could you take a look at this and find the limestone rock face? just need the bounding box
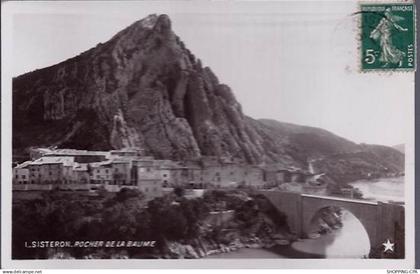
[12,14,404,179]
[12,14,268,162]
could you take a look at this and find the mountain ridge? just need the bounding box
[12,14,404,183]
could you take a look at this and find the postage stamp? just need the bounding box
[360,3,416,71]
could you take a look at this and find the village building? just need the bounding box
[262,164,329,195]
[40,148,109,163]
[109,147,147,159]
[135,159,162,199]
[29,157,70,185]
[155,160,178,188]
[61,157,76,184]
[14,147,329,197]
[72,163,90,184]
[13,161,31,185]
[185,164,204,189]
[277,172,329,195]
[156,160,194,188]
[201,162,265,189]
[110,159,133,186]
[90,161,113,185]
[242,165,265,188]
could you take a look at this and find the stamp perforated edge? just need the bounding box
[356,0,417,73]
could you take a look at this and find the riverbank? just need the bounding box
[205,244,323,259]
[165,234,288,259]
[203,244,324,259]
[171,241,323,259]
[165,232,327,259]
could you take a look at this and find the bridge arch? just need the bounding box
[301,195,379,248]
[304,205,372,251]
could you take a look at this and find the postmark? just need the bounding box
[360,3,416,71]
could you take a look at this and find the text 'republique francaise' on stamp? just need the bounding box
[360,2,416,71]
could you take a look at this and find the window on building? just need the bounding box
[146,168,151,172]
[163,174,167,177]
[22,175,26,179]
[15,175,18,179]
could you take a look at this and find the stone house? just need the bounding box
[38,163,62,184]
[155,160,176,188]
[242,165,265,188]
[90,161,113,185]
[111,160,132,186]
[28,157,72,185]
[156,161,191,187]
[201,163,264,189]
[72,163,90,184]
[186,164,204,188]
[263,167,314,187]
[135,159,162,199]
[13,161,31,185]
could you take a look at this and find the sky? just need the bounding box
[7,1,414,147]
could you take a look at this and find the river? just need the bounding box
[350,177,404,203]
[207,177,404,259]
[207,210,370,259]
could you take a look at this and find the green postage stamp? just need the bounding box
[360,3,415,71]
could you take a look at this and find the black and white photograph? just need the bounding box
[1,0,415,269]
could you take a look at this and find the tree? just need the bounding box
[114,187,144,202]
[173,186,185,197]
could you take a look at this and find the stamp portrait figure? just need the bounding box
[369,8,408,67]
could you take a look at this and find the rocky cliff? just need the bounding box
[12,14,404,181]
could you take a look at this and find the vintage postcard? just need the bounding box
[1,0,416,269]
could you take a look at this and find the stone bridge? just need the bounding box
[259,191,405,257]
